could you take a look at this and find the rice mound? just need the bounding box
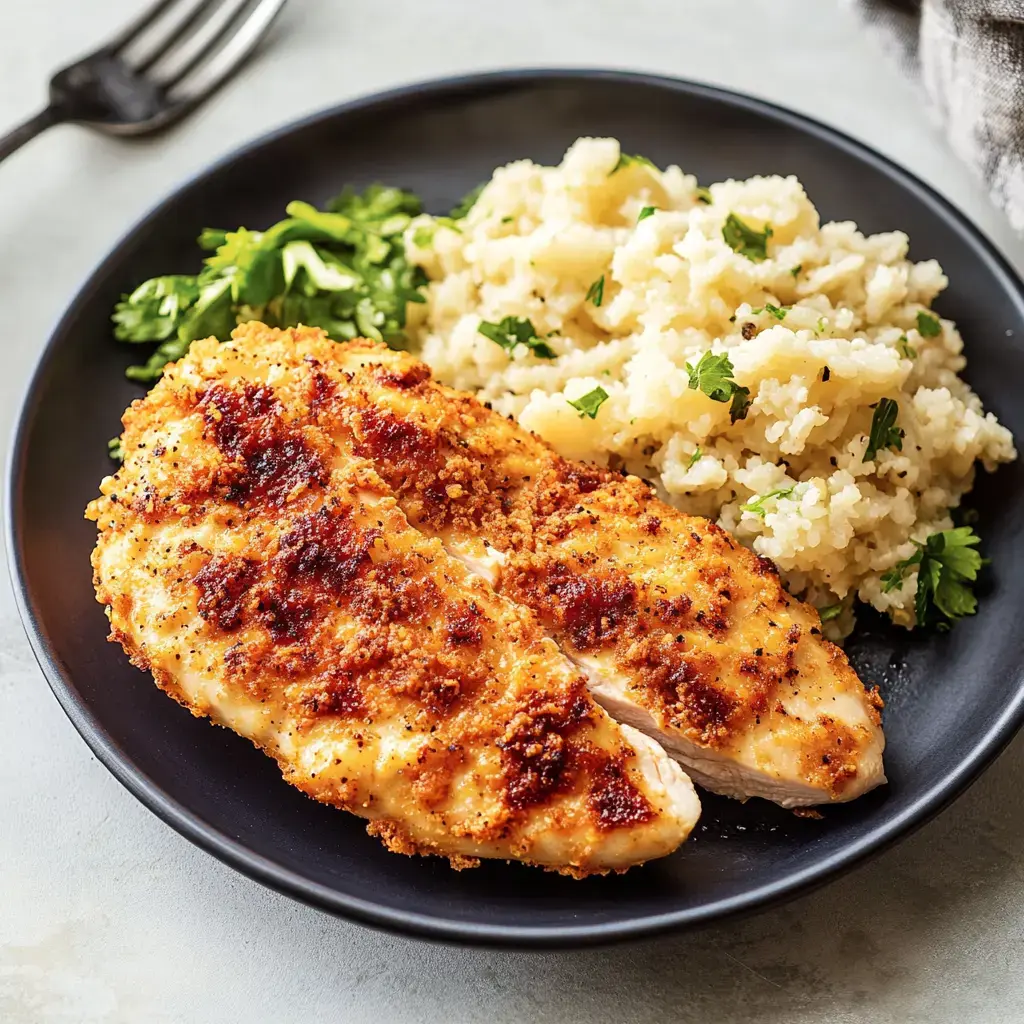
[406,137,1016,630]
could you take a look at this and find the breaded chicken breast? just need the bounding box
[264,324,886,808]
[87,331,700,875]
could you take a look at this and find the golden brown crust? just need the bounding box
[279,326,884,802]
[87,325,698,874]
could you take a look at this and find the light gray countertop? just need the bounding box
[3,2,1024,1021]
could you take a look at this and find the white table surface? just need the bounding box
[4,2,1024,1021]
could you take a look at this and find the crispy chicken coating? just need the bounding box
[87,330,700,875]
[264,324,886,807]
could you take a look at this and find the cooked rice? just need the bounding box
[406,137,1016,630]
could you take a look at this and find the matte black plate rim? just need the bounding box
[8,68,1024,948]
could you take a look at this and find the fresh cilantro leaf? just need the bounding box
[740,487,795,517]
[916,311,941,337]
[685,350,738,402]
[586,275,605,307]
[695,187,712,205]
[685,351,751,423]
[896,335,917,359]
[722,213,772,262]
[917,528,983,626]
[610,153,657,175]
[790,264,802,277]
[107,437,124,463]
[881,527,984,627]
[863,398,904,462]
[450,183,485,219]
[567,386,609,419]
[818,603,843,622]
[478,316,556,359]
[637,206,657,222]
[687,447,702,469]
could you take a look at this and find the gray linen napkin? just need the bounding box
[849,0,1024,229]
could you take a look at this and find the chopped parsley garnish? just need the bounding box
[916,311,941,337]
[610,152,657,175]
[740,487,795,517]
[818,603,843,622]
[695,187,712,205]
[107,437,124,463]
[880,527,984,627]
[751,303,789,321]
[790,264,802,277]
[586,275,605,307]
[687,447,703,469]
[450,183,485,219]
[478,316,556,359]
[112,185,428,382]
[896,335,917,359]
[637,206,657,222]
[863,398,904,462]
[685,351,751,423]
[722,213,772,262]
[567,386,609,419]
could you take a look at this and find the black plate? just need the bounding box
[9,70,1024,947]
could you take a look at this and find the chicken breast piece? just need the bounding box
[280,325,886,808]
[87,331,700,876]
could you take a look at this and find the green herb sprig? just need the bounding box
[880,527,985,628]
[740,487,795,518]
[567,386,609,419]
[722,213,772,262]
[478,316,556,359]
[863,398,904,463]
[685,351,751,423]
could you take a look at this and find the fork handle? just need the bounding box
[0,106,67,165]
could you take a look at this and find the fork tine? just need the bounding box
[132,0,233,74]
[106,0,194,56]
[163,0,288,99]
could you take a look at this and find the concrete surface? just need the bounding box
[3,1,1024,1021]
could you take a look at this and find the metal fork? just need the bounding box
[0,0,289,164]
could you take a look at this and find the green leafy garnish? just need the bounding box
[637,206,657,222]
[107,437,124,463]
[916,311,941,337]
[790,264,802,277]
[881,527,984,627]
[687,447,703,469]
[478,316,556,359]
[751,303,788,321]
[740,487,795,517]
[695,187,712,205]
[685,351,751,423]
[567,386,609,419]
[450,183,485,219]
[722,213,772,262]
[863,398,904,463]
[610,153,657,175]
[816,316,827,333]
[586,275,605,307]
[818,603,843,622]
[112,184,428,382]
[896,335,917,359]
